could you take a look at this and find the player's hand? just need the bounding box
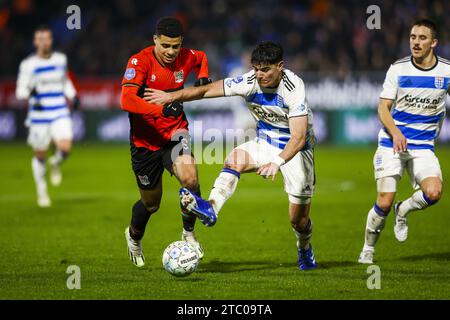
[162,101,184,118]
[143,88,173,105]
[194,77,212,87]
[392,130,407,154]
[256,163,280,181]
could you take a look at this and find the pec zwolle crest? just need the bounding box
[174,70,184,83]
[434,77,444,89]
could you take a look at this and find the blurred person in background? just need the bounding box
[15,25,80,208]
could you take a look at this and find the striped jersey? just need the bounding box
[379,55,450,151]
[16,52,76,124]
[223,69,315,150]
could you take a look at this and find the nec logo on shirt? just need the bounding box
[174,70,184,83]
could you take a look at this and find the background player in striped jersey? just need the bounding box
[121,17,213,267]
[15,25,79,208]
[145,41,318,270]
[358,19,450,264]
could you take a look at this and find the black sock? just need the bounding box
[130,200,153,240]
[181,187,200,232]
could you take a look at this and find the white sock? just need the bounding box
[363,205,388,250]
[293,219,313,251]
[32,157,48,196]
[397,190,434,217]
[208,169,240,214]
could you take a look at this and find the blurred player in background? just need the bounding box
[145,41,318,270]
[15,25,79,208]
[358,19,450,264]
[121,17,213,267]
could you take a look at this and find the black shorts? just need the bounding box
[130,133,192,190]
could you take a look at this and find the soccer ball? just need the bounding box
[162,241,199,277]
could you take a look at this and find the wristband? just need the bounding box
[272,155,285,167]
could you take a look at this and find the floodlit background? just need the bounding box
[0,0,449,300]
[1,0,449,145]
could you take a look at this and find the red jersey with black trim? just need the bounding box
[121,45,209,151]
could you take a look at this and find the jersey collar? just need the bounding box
[410,54,438,71]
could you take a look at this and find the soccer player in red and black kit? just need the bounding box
[121,17,215,267]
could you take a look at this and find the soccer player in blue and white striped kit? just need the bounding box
[359,19,450,264]
[16,26,79,207]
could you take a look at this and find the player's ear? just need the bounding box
[278,61,284,71]
[153,35,158,44]
[431,38,438,49]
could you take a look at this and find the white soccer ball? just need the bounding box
[162,241,199,277]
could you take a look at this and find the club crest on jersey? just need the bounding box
[124,68,135,80]
[232,76,243,84]
[137,175,150,186]
[151,74,156,82]
[434,77,444,89]
[174,70,184,83]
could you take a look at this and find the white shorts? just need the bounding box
[374,146,442,191]
[27,117,73,151]
[236,138,315,198]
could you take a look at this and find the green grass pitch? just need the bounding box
[0,142,449,299]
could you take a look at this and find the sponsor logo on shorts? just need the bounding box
[375,154,382,166]
[137,175,150,186]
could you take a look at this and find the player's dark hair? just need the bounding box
[251,41,283,66]
[34,24,51,33]
[155,16,184,38]
[413,19,439,39]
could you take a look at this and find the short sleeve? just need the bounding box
[121,54,148,87]
[380,64,398,100]
[223,71,255,97]
[284,78,308,118]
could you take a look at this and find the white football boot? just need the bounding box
[394,202,408,242]
[125,227,145,267]
[37,190,51,208]
[182,229,204,260]
[49,156,62,187]
[358,248,374,264]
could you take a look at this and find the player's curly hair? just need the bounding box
[251,41,283,66]
[155,16,184,38]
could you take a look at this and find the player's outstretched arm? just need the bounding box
[121,85,164,116]
[143,80,225,105]
[257,116,308,181]
[378,98,407,153]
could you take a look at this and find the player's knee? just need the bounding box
[377,193,394,212]
[223,161,244,173]
[424,189,441,203]
[141,200,160,214]
[291,216,309,232]
[180,176,199,191]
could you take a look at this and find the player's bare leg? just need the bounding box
[289,198,317,270]
[125,180,163,267]
[172,154,205,258]
[32,149,51,207]
[394,177,442,242]
[49,139,72,186]
[359,190,395,264]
